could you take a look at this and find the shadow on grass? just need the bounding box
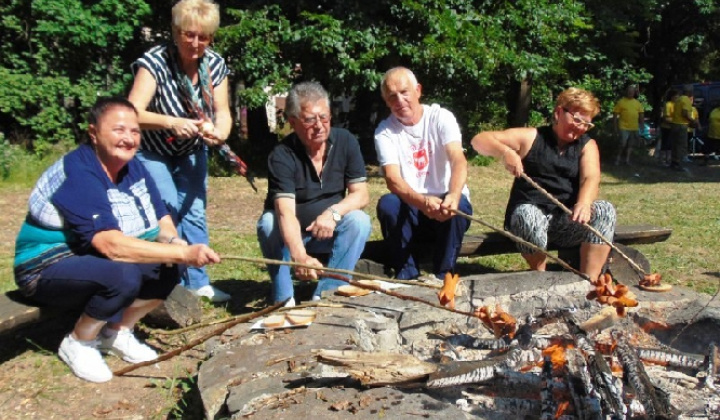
[209,278,318,315]
[601,154,720,184]
[0,308,76,365]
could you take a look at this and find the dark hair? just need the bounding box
[88,96,138,126]
[666,88,679,101]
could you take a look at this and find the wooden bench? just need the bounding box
[360,224,672,265]
[0,290,72,336]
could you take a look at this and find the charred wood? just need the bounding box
[704,342,718,390]
[587,351,626,419]
[426,356,509,388]
[540,356,558,420]
[565,348,603,420]
[459,392,541,417]
[612,331,677,419]
[444,333,510,351]
[636,347,704,371]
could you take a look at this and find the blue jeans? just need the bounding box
[136,148,209,290]
[376,193,472,280]
[256,209,372,303]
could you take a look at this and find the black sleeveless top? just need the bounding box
[504,125,590,228]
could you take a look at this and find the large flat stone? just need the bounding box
[198,270,719,419]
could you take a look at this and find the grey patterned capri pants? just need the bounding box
[509,200,616,255]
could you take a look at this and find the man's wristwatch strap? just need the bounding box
[328,206,342,222]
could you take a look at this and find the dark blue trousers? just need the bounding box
[30,255,181,322]
[376,193,472,280]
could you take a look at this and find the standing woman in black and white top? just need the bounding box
[128,0,231,302]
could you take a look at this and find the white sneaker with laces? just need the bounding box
[99,328,158,364]
[58,334,113,383]
[192,285,231,303]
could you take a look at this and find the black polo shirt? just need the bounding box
[264,128,367,229]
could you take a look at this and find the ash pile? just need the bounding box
[198,271,720,419]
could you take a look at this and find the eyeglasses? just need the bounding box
[180,30,211,44]
[563,108,595,129]
[299,114,330,127]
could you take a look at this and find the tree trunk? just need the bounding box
[507,76,533,128]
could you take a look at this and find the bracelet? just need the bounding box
[167,236,177,244]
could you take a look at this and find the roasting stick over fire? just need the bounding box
[448,209,639,316]
[518,173,667,292]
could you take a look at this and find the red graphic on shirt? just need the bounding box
[413,148,429,171]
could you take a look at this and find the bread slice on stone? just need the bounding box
[262,314,287,328]
[639,283,673,292]
[335,285,372,297]
[286,309,316,326]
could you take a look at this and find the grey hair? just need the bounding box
[285,81,330,118]
[380,67,418,98]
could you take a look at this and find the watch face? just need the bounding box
[332,212,341,222]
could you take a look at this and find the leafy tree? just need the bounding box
[0,0,150,152]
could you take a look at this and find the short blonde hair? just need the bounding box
[172,0,220,35]
[556,87,601,117]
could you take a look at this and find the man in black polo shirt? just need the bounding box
[257,81,371,306]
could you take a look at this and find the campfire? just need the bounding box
[313,275,720,420]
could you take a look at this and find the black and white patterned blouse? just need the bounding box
[131,43,230,156]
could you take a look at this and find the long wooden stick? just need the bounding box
[449,209,590,282]
[222,255,441,289]
[519,172,648,277]
[146,302,346,336]
[225,256,482,319]
[113,301,285,376]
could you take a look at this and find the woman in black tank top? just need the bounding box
[470,87,616,284]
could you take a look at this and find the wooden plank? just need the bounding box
[0,292,56,335]
[361,224,672,264]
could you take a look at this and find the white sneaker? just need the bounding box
[192,285,231,303]
[58,334,113,383]
[283,297,296,307]
[99,328,158,364]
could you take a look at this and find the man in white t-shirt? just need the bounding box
[374,67,472,281]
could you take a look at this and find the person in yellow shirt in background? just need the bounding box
[669,85,700,171]
[659,89,678,167]
[613,85,644,166]
[704,103,720,164]
[686,106,700,161]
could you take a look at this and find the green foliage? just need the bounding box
[0,68,97,153]
[0,0,150,150]
[467,154,494,167]
[0,0,719,164]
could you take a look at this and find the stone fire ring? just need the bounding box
[198,271,720,419]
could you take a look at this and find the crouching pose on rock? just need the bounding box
[471,87,616,283]
[13,97,220,383]
[256,81,371,306]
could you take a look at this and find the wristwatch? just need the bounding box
[328,206,342,222]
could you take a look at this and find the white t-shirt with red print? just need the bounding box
[374,104,469,198]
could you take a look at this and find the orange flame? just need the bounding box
[555,401,571,418]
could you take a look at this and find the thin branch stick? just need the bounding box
[148,302,346,336]
[321,272,482,319]
[225,256,480,319]
[113,301,285,376]
[449,209,590,281]
[519,172,648,277]
[222,255,441,289]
